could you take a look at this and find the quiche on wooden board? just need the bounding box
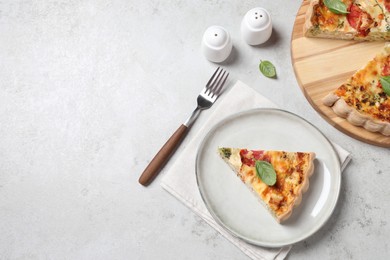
[305,0,390,41]
[303,1,390,136]
[322,43,390,135]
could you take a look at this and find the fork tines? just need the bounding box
[204,67,229,97]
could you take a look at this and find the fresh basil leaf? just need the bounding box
[324,0,349,15]
[255,160,277,186]
[380,76,390,96]
[259,60,276,78]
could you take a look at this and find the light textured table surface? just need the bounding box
[0,0,389,259]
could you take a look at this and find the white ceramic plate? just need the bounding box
[195,108,341,247]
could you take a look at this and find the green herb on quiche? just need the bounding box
[380,76,390,96]
[259,60,276,78]
[220,148,232,159]
[255,160,277,186]
[324,0,349,15]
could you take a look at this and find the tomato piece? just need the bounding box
[347,4,361,29]
[252,150,264,160]
[382,57,390,76]
[385,0,390,13]
[378,80,382,88]
[240,149,249,156]
[240,149,253,166]
[383,65,390,76]
[347,4,374,37]
[241,157,254,167]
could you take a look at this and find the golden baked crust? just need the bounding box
[322,43,390,136]
[218,148,316,223]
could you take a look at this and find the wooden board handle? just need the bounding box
[138,124,188,186]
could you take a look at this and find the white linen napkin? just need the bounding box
[161,80,351,260]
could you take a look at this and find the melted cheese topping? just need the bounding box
[334,44,390,122]
[230,149,313,219]
[357,0,390,33]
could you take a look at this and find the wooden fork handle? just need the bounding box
[139,124,188,186]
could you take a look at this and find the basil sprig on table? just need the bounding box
[323,0,349,15]
[380,76,390,96]
[259,60,276,78]
[255,160,277,186]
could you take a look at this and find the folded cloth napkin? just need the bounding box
[161,80,351,260]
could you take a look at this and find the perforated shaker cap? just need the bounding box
[245,8,271,31]
[203,26,229,49]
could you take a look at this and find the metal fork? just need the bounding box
[139,67,229,186]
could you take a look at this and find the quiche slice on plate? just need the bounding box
[218,147,316,223]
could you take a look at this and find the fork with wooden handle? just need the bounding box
[138,67,229,186]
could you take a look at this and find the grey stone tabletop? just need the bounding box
[0,0,389,259]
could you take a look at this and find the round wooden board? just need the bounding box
[291,0,390,148]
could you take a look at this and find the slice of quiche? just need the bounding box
[218,147,316,223]
[304,0,390,41]
[322,43,390,135]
